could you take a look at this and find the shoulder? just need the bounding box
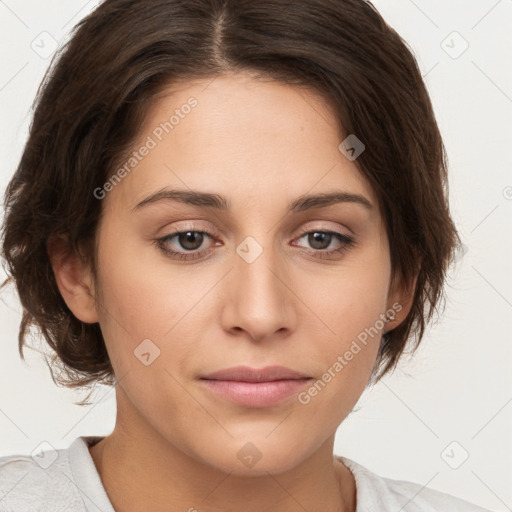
[0,442,86,512]
[337,456,495,512]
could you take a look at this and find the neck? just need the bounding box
[88,389,356,512]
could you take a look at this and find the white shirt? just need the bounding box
[0,436,493,511]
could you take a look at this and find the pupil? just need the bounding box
[309,232,331,250]
[179,231,203,250]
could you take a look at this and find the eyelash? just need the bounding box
[154,227,355,262]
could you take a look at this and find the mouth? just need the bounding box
[199,365,313,408]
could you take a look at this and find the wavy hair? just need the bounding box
[1,0,461,400]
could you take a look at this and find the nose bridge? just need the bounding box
[222,234,295,339]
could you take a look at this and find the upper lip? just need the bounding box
[200,365,311,382]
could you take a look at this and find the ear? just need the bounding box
[384,270,418,333]
[47,234,99,324]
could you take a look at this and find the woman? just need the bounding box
[0,0,493,510]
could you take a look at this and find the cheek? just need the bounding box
[290,259,389,414]
[294,257,390,346]
[94,233,217,387]
[94,226,201,339]
[293,286,384,437]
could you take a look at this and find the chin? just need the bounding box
[192,436,313,477]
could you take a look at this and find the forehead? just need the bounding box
[103,72,379,215]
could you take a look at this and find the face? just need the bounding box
[68,72,408,475]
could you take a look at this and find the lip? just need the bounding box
[199,365,312,408]
[200,365,310,382]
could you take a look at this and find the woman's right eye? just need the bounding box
[155,230,216,261]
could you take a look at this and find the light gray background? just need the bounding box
[0,1,511,510]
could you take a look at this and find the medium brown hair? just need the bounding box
[0,0,461,397]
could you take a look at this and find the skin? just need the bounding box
[48,71,417,512]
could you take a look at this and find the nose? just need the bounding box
[220,238,297,343]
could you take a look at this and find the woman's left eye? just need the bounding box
[293,230,355,259]
[155,229,355,261]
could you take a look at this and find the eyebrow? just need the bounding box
[132,188,373,212]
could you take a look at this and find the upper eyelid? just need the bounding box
[162,219,352,237]
[161,227,351,244]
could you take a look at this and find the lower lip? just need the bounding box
[200,378,312,407]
